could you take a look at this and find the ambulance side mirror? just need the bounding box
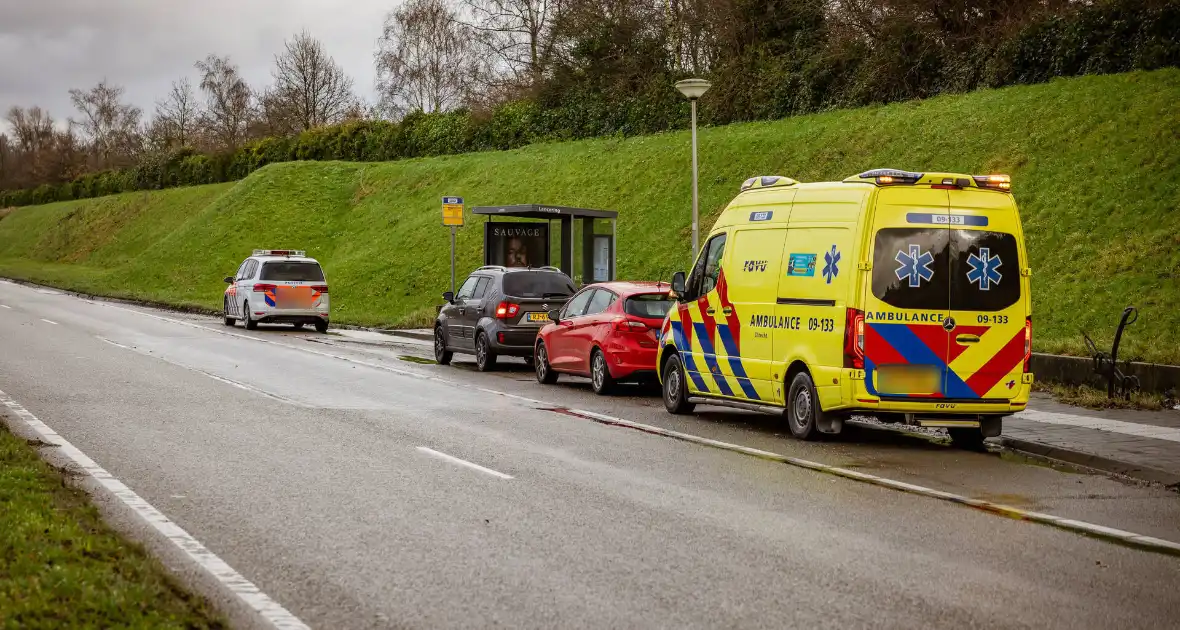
[670,271,687,300]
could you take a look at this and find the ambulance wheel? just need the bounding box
[222,298,235,326]
[787,371,825,441]
[434,326,453,365]
[662,353,695,415]
[475,332,497,372]
[314,319,329,334]
[243,302,258,330]
[948,428,986,451]
[590,348,615,395]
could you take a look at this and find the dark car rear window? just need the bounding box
[502,271,574,298]
[260,261,325,282]
[872,228,1021,312]
[625,293,674,319]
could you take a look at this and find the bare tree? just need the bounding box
[459,0,563,90]
[153,78,201,149]
[5,106,59,184]
[68,80,143,168]
[263,30,358,134]
[195,54,255,150]
[375,0,480,118]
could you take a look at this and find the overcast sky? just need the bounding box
[0,0,394,128]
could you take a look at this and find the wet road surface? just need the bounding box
[1,280,1178,629]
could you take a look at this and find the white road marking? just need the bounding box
[1016,409,1180,444]
[0,304,11,309]
[0,387,309,630]
[95,337,311,407]
[417,446,514,479]
[40,318,58,325]
[72,294,1180,556]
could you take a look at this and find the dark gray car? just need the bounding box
[434,266,575,371]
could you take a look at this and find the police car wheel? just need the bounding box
[293,322,304,330]
[243,302,258,330]
[314,319,328,334]
[222,298,235,326]
[434,326,453,365]
[475,332,497,372]
[534,342,557,384]
[787,372,823,441]
[662,353,695,415]
[590,349,615,395]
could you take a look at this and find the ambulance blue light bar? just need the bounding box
[857,169,924,185]
[253,249,306,257]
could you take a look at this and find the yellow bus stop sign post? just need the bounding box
[442,197,464,294]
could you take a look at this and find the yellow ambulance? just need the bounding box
[658,169,1032,446]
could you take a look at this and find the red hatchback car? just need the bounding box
[534,281,675,394]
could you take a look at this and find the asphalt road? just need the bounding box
[1,279,1179,629]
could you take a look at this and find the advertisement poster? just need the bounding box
[484,222,550,268]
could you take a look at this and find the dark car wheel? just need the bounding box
[314,319,329,333]
[243,301,258,330]
[590,348,615,395]
[222,298,235,327]
[293,322,304,330]
[475,332,497,372]
[434,326,453,365]
[661,353,695,415]
[535,342,558,384]
[786,371,825,441]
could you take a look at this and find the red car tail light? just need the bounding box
[612,317,648,333]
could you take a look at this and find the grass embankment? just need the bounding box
[0,69,1178,362]
[0,425,224,628]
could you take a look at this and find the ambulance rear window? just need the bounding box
[871,228,950,310]
[949,231,1021,312]
[872,228,1022,312]
[260,261,325,281]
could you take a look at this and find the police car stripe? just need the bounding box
[692,322,735,397]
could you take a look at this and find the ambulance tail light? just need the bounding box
[844,308,865,369]
[252,283,277,293]
[973,174,1011,191]
[1023,317,1032,373]
[496,301,520,319]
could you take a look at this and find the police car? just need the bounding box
[223,250,330,332]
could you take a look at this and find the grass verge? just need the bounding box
[1033,381,1174,412]
[0,69,1178,362]
[0,423,225,629]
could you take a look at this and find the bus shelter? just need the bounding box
[472,204,618,285]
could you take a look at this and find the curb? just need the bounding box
[998,436,1180,489]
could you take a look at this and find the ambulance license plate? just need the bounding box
[526,312,549,322]
[876,365,943,395]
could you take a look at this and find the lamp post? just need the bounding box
[675,78,711,259]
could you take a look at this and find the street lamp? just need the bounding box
[675,78,711,259]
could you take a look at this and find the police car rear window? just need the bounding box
[872,228,1021,312]
[260,261,325,282]
[502,272,574,298]
[625,293,674,319]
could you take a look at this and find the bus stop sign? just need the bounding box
[442,197,464,226]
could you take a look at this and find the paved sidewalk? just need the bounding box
[1004,393,1180,487]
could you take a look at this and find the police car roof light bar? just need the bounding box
[253,249,306,257]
